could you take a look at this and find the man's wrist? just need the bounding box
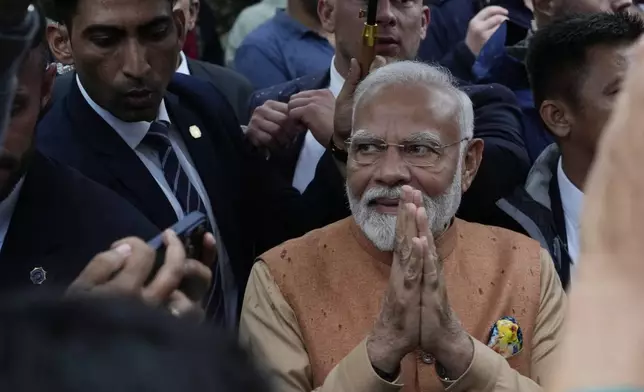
[431,331,474,380]
[366,335,404,375]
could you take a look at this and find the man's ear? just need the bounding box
[540,99,574,139]
[46,24,73,65]
[532,0,555,19]
[461,138,484,194]
[189,0,201,31]
[319,0,336,34]
[419,5,430,40]
[173,8,187,46]
[41,63,57,110]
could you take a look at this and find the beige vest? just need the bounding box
[261,218,542,391]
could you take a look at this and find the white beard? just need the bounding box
[347,163,463,251]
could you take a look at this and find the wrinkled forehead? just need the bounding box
[352,83,461,143]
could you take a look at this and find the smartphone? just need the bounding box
[146,211,208,294]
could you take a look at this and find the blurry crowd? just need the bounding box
[2,0,644,391]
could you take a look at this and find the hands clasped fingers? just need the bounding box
[247,101,293,149]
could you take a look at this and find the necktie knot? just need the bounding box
[144,120,171,150]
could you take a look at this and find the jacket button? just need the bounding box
[421,352,435,364]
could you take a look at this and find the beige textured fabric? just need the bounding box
[240,218,566,392]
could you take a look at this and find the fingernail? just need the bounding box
[114,243,132,258]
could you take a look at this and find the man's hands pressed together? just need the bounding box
[367,186,473,380]
[67,230,216,321]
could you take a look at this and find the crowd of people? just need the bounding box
[2,0,644,391]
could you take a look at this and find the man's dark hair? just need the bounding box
[0,290,267,392]
[527,12,644,110]
[53,0,177,30]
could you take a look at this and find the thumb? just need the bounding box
[369,55,387,74]
[346,58,362,88]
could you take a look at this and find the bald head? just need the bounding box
[533,0,633,28]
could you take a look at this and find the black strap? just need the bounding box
[549,172,571,288]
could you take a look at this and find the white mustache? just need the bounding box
[362,186,404,204]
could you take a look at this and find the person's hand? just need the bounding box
[67,230,214,320]
[246,100,304,152]
[333,56,388,149]
[465,6,509,57]
[0,0,32,26]
[288,89,335,146]
[417,207,473,379]
[366,186,424,374]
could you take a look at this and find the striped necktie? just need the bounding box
[143,121,207,218]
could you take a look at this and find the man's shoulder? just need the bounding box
[456,218,542,251]
[249,70,329,108]
[239,17,282,48]
[189,59,251,86]
[258,218,351,264]
[32,153,156,237]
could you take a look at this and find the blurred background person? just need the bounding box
[233,0,335,90]
[225,0,287,67]
[0,291,266,392]
[173,0,254,123]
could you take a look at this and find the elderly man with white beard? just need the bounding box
[239,61,566,392]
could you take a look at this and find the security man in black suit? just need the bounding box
[246,0,531,227]
[0,3,214,321]
[37,0,342,327]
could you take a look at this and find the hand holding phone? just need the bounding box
[147,212,217,300]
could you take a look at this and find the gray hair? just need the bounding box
[352,61,474,140]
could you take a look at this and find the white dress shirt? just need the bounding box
[176,51,191,76]
[292,57,345,193]
[77,77,238,328]
[0,178,25,252]
[557,158,583,266]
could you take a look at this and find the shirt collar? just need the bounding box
[328,56,345,98]
[264,0,286,6]
[557,158,584,229]
[76,75,171,150]
[176,51,191,76]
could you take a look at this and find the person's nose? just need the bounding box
[121,39,151,80]
[376,0,397,27]
[373,146,411,187]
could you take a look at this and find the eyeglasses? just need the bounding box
[345,137,469,167]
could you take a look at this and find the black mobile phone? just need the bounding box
[146,212,208,293]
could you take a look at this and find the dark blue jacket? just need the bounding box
[0,151,158,293]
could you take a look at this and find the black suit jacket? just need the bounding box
[187,59,253,125]
[36,74,345,294]
[0,151,158,293]
[247,71,531,225]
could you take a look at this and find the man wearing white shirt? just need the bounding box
[496,12,643,288]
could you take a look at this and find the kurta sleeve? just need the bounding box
[443,248,566,392]
[239,261,404,392]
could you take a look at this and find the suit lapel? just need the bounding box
[65,82,175,229]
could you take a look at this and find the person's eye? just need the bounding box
[355,142,384,154]
[147,25,171,41]
[90,35,118,48]
[404,143,438,156]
